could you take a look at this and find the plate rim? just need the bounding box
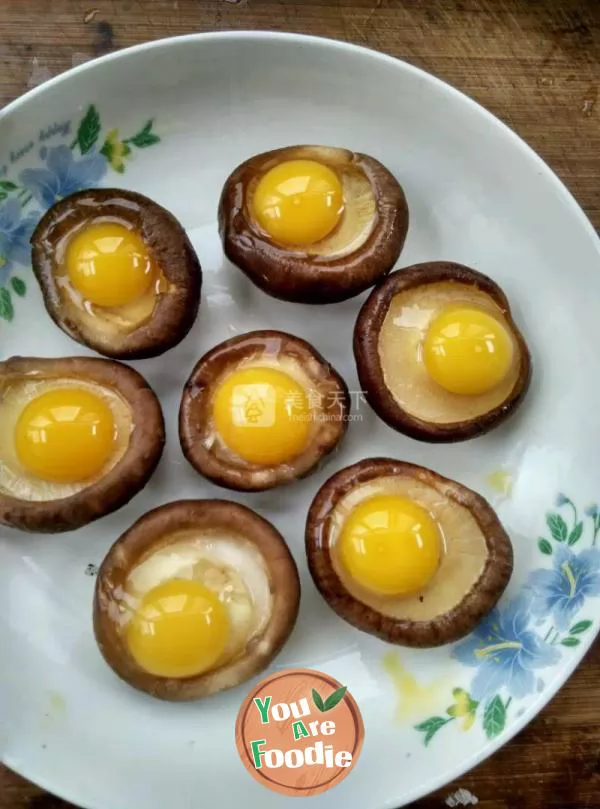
[1,30,598,252]
[1,28,599,809]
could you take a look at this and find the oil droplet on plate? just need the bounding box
[41,691,67,730]
[485,469,513,497]
[382,651,447,723]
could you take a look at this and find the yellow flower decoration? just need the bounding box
[446,687,478,731]
[100,129,130,173]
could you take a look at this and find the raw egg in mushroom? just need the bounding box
[252,159,345,247]
[31,189,201,359]
[305,458,513,647]
[179,330,350,491]
[93,499,300,700]
[339,495,442,597]
[354,262,532,442]
[0,356,164,533]
[218,145,409,304]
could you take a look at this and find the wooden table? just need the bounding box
[1,1,599,807]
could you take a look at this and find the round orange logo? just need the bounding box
[235,668,364,796]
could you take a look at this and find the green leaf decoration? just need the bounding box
[568,521,584,546]
[76,105,101,154]
[0,287,14,322]
[323,686,347,712]
[0,191,7,202]
[414,716,449,747]
[129,120,160,148]
[100,139,130,169]
[10,277,26,297]
[561,637,580,648]
[538,538,553,556]
[569,620,592,635]
[311,688,325,712]
[547,513,568,543]
[0,180,17,191]
[130,131,160,148]
[483,695,506,739]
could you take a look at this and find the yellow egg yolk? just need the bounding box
[66,222,156,308]
[423,306,514,396]
[212,366,311,466]
[252,159,344,247]
[126,578,229,679]
[14,388,115,483]
[339,495,441,596]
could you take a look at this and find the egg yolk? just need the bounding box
[14,388,115,483]
[423,306,514,396]
[126,578,229,679]
[66,222,156,308]
[339,495,441,596]
[252,159,344,246]
[212,366,311,466]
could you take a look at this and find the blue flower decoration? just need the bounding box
[585,504,599,519]
[19,145,106,208]
[527,544,600,630]
[0,198,40,285]
[452,593,560,700]
[555,493,570,508]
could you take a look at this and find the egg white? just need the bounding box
[121,533,273,666]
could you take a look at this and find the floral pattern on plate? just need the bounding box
[390,493,600,745]
[0,105,160,322]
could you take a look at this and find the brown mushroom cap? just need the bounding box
[218,145,409,304]
[93,499,300,701]
[179,330,350,491]
[0,356,165,533]
[31,188,201,360]
[305,458,513,647]
[353,262,532,442]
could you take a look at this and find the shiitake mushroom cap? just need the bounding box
[179,330,350,492]
[218,145,409,304]
[305,458,514,647]
[0,356,165,533]
[353,262,532,442]
[93,499,301,701]
[31,188,201,360]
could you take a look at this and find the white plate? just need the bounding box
[1,31,600,809]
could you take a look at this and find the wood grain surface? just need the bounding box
[0,1,599,808]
